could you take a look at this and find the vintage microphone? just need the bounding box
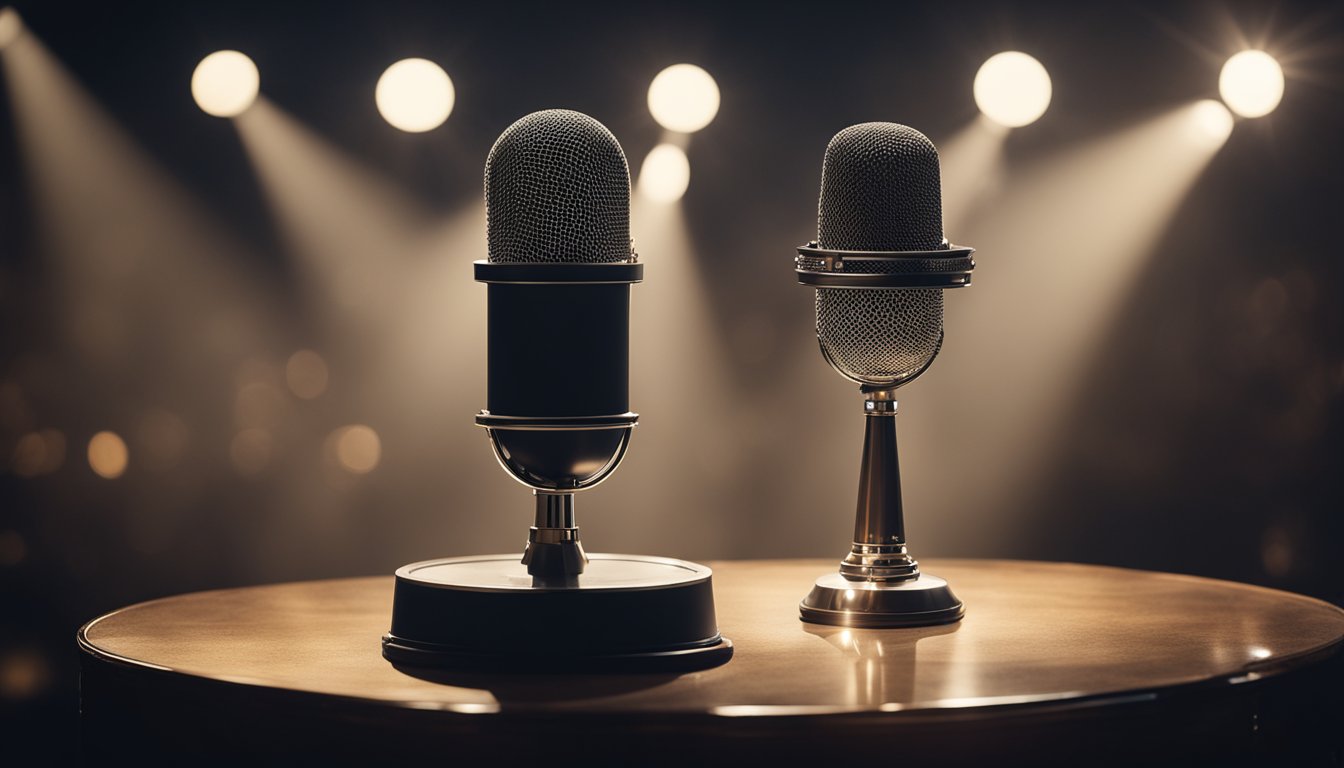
[478,107,640,579]
[384,110,731,671]
[796,123,976,627]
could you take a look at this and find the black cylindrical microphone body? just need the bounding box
[481,107,639,420]
[486,282,629,417]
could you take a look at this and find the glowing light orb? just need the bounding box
[136,410,188,470]
[1219,50,1284,118]
[1188,99,1234,149]
[376,58,455,133]
[974,52,1052,128]
[285,350,329,400]
[333,425,381,474]
[88,431,128,479]
[638,144,691,203]
[230,428,273,476]
[191,50,260,118]
[647,64,720,133]
[0,8,24,49]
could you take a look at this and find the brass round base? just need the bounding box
[800,571,965,628]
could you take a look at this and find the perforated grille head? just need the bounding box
[816,288,942,385]
[817,123,944,252]
[485,109,632,263]
[814,123,946,386]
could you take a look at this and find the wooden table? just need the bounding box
[79,559,1344,764]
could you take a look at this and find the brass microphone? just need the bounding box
[796,122,976,627]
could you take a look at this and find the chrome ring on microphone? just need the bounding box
[474,259,643,285]
[794,241,975,289]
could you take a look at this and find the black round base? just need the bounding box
[383,634,734,674]
[385,553,732,673]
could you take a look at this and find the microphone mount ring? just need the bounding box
[795,242,975,289]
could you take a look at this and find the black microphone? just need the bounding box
[474,109,642,579]
[383,110,730,672]
[796,122,975,628]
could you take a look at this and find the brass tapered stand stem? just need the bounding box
[840,390,919,582]
[800,390,964,628]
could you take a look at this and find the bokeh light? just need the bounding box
[285,349,329,400]
[1188,99,1235,149]
[0,530,25,567]
[647,64,720,133]
[190,50,260,118]
[11,433,44,476]
[230,428,273,476]
[974,51,1052,128]
[375,58,455,133]
[135,410,189,471]
[331,424,381,474]
[235,381,285,427]
[1219,50,1284,118]
[0,7,24,49]
[87,431,128,479]
[638,143,691,203]
[0,648,49,700]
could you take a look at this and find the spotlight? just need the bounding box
[1219,50,1284,118]
[647,63,720,133]
[375,58,454,133]
[87,431,128,479]
[973,51,1052,128]
[0,7,24,49]
[638,143,691,203]
[191,51,259,118]
[1189,99,1234,148]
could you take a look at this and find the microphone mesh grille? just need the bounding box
[817,123,944,252]
[485,109,631,263]
[816,289,942,384]
[813,122,946,385]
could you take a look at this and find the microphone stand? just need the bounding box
[840,388,919,582]
[799,384,964,628]
[523,491,585,584]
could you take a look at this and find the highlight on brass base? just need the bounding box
[383,553,733,672]
[800,571,964,628]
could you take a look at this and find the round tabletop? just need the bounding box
[78,559,1344,763]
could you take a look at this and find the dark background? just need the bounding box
[2,0,1342,759]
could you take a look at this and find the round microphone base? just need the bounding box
[384,553,733,673]
[800,570,964,628]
